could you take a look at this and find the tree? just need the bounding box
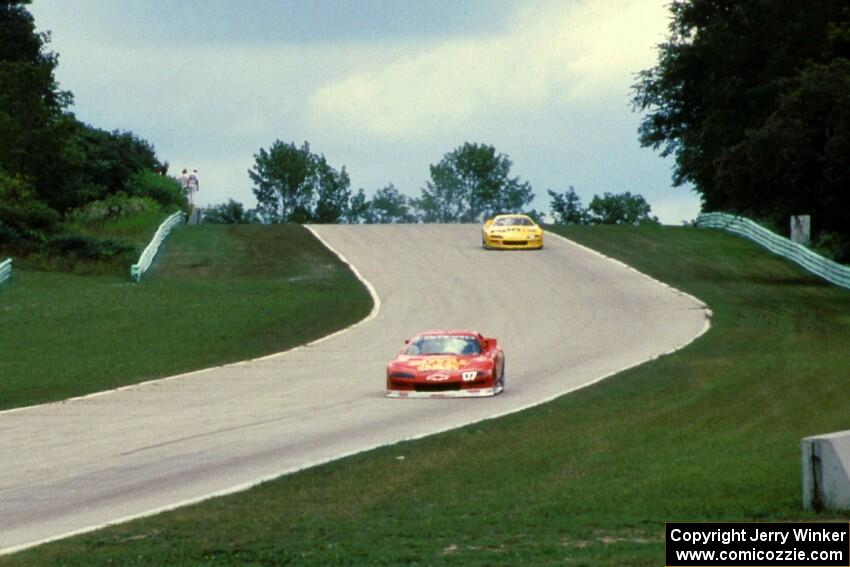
[312,159,351,224]
[248,140,351,224]
[41,121,168,212]
[0,1,73,210]
[363,184,417,224]
[345,188,369,224]
[633,0,850,244]
[714,59,850,260]
[203,199,259,224]
[414,142,534,223]
[548,187,588,225]
[414,160,469,223]
[248,141,314,223]
[587,192,658,225]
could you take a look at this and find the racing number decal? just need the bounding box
[462,371,477,382]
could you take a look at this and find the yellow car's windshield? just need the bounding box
[493,217,534,227]
[406,335,481,355]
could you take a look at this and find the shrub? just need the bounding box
[203,200,259,224]
[587,192,660,225]
[66,193,159,225]
[0,220,25,247]
[548,187,589,225]
[66,124,164,205]
[0,170,61,247]
[47,233,135,261]
[812,231,850,264]
[124,170,186,209]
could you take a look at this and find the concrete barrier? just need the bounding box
[801,430,850,510]
[188,207,203,225]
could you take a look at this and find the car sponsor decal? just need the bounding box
[408,357,470,371]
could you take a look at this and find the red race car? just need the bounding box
[386,330,506,398]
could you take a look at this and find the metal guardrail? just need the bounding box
[696,212,850,290]
[0,258,11,287]
[130,211,185,282]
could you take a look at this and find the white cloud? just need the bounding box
[306,0,669,138]
[35,0,699,223]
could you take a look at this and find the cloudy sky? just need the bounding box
[30,0,702,224]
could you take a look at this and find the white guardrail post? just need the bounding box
[130,211,186,282]
[0,258,11,287]
[695,212,850,290]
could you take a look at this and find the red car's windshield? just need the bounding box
[405,335,481,356]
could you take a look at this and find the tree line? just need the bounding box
[204,140,659,227]
[6,0,848,262]
[0,0,656,267]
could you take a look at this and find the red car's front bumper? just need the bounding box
[386,386,500,398]
[386,372,502,398]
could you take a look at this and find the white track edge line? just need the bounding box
[0,229,710,556]
[545,229,714,318]
[0,226,381,416]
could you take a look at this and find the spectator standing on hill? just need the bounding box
[178,168,190,197]
[186,169,200,205]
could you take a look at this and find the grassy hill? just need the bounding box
[0,224,372,410]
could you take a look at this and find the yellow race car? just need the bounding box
[482,214,544,250]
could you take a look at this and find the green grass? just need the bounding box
[3,225,849,566]
[0,224,372,410]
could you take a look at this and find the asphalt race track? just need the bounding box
[0,225,710,553]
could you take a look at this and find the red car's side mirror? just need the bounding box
[482,338,497,351]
